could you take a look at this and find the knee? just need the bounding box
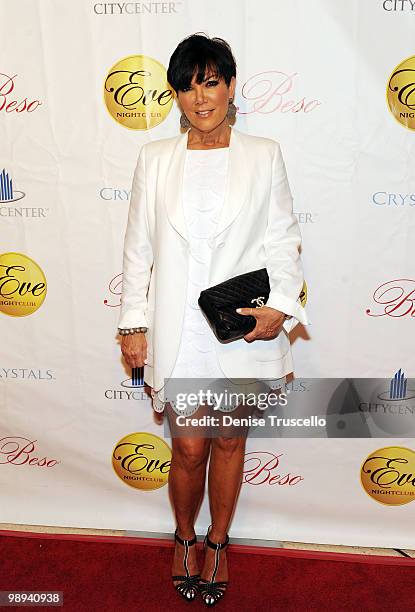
[173,439,210,471]
[212,436,246,458]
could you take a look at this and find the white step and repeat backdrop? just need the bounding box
[1,0,414,548]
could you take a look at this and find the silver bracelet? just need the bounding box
[118,327,148,335]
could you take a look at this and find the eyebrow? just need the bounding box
[201,72,219,82]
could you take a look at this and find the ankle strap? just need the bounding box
[174,528,197,547]
[205,532,230,550]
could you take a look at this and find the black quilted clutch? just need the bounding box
[198,268,270,342]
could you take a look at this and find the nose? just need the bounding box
[193,84,207,105]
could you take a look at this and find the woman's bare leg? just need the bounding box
[201,433,247,582]
[167,404,211,581]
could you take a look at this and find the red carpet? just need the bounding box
[1,530,414,611]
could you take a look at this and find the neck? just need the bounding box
[187,122,231,149]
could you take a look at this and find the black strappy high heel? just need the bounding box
[171,528,200,602]
[199,525,229,606]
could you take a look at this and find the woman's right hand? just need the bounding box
[121,333,147,368]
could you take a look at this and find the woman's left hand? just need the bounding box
[236,306,288,342]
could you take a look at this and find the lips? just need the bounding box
[195,110,214,117]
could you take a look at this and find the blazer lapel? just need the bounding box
[164,129,190,241]
[213,127,249,238]
[163,126,249,242]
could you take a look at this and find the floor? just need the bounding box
[2,523,414,558]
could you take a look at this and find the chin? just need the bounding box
[191,117,225,132]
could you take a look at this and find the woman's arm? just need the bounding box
[118,144,154,331]
[263,142,308,329]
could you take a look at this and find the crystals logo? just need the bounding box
[366,278,415,318]
[112,432,171,490]
[0,252,47,317]
[93,2,184,14]
[372,191,415,207]
[361,446,415,505]
[105,367,148,400]
[0,73,42,114]
[104,55,174,130]
[99,187,130,201]
[0,368,55,380]
[243,451,304,486]
[0,436,60,468]
[238,70,321,115]
[0,169,49,218]
[387,55,415,131]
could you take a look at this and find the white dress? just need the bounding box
[151,147,286,414]
[151,147,228,413]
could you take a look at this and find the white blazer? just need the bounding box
[118,126,309,396]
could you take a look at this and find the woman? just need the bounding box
[118,34,308,606]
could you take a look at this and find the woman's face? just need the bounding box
[177,69,236,132]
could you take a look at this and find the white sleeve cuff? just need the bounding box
[117,308,148,330]
[265,290,309,327]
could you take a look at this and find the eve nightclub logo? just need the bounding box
[387,55,415,131]
[104,55,174,130]
[0,252,47,317]
[361,446,415,505]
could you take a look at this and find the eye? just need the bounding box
[206,80,219,87]
[180,86,192,93]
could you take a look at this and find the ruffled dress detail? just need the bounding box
[151,148,229,412]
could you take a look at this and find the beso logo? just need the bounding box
[361,446,415,505]
[0,436,60,467]
[243,451,304,486]
[104,55,174,130]
[366,279,415,318]
[238,70,321,115]
[0,73,41,114]
[0,252,47,317]
[104,272,122,307]
[112,432,171,490]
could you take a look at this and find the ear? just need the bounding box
[229,76,236,100]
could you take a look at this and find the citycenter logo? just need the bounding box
[0,252,47,317]
[387,55,415,131]
[104,55,174,130]
[112,432,171,490]
[361,446,415,505]
[105,368,148,400]
[0,169,25,203]
[0,169,49,218]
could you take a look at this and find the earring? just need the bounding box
[227,99,237,121]
[180,112,191,129]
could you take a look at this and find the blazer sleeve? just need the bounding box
[264,142,309,333]
[117,145,154,330]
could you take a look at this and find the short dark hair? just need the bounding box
[167,33,236,93]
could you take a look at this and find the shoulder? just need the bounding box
[233,128,281,157]
[140,133,183,159]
